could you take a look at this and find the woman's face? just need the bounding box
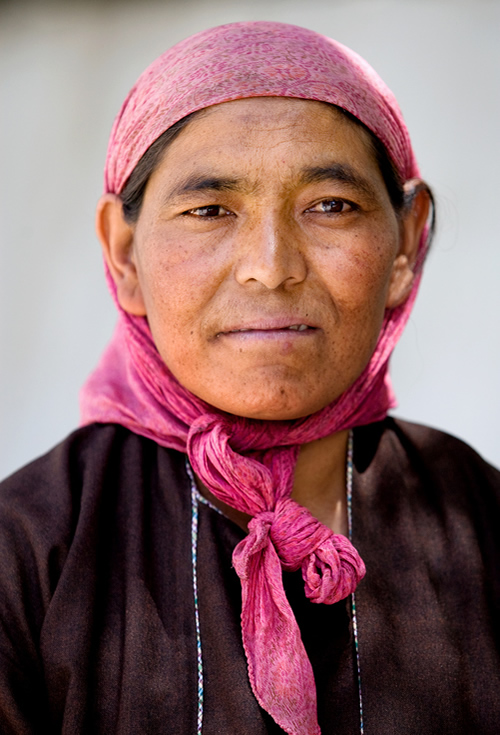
[110,98,419,420]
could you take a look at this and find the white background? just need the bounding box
[1,0,499,480]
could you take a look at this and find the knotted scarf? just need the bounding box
[81,22,427,735]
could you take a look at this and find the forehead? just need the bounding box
[168,97,373,159]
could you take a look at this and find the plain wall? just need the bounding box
[1,0,499,479]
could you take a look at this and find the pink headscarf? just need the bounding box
[81,22,426,735]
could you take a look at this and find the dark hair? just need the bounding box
[120,111,201,224]
[338,107,435,240]
[120,103,435,241]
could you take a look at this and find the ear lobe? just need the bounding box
[385,180,431,309]
[95,194,147,316]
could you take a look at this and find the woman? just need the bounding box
[0,20,498,735]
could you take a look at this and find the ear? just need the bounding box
[385,179,431,309]
[96,194,147,316]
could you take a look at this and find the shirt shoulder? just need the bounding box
[0,422,186,515]
[354,416,500,560]
[390,416,500,486]
[356,416,499,482]
[0,424,188,620]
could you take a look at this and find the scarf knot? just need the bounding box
[235,498,365,606]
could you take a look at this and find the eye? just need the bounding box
[183,205,232,218]
[306,199,355,214]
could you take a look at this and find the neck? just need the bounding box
[193,429,349,535]
[292,429,349,535]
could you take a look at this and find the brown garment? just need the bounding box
[0,418,499,734]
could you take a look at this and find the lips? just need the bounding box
[215,314,319,335]
[229,324,311,333]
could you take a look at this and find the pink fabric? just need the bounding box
[81,22,427,735]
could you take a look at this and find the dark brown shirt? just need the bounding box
[0,418,499,734]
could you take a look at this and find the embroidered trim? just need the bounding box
[193,484,224,515]
[187,461,204,734]
[347,431,364,734]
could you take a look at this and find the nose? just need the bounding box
[233,210,307,290]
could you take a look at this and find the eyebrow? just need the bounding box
[300,163,376,199]
[166,162,377,202]
[168,174,244,199]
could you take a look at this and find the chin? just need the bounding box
[212,389,332,422]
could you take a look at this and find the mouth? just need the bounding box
[227,324,312,333]
[214,319,319,342]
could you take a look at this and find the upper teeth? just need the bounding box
[288,324,309,331]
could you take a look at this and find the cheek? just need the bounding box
[317,230,398,377]
[319,228,397,315]
[134,232,226,365]
[137,224,208,302]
